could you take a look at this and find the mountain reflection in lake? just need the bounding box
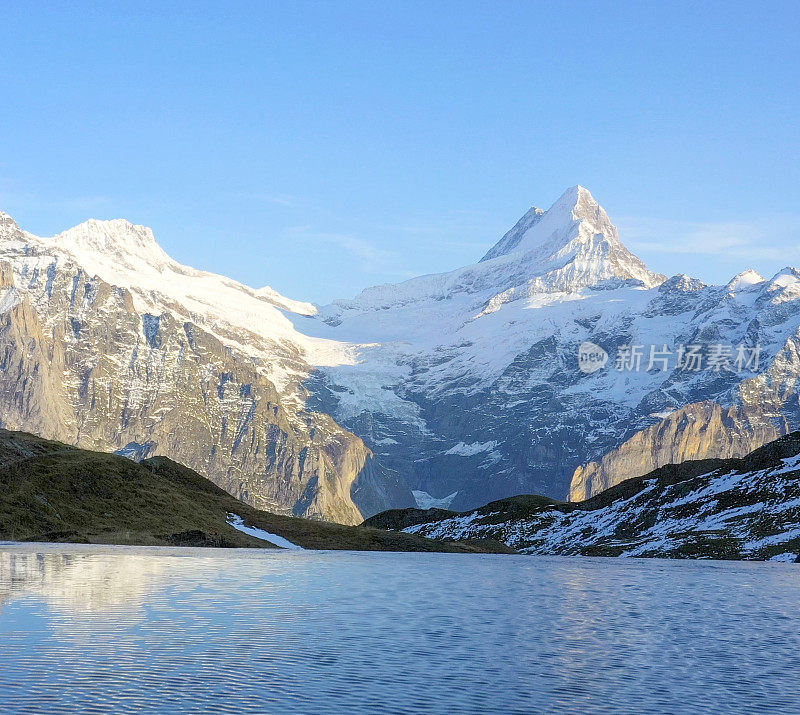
[1,543,799,714]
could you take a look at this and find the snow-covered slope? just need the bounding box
[307,187,800,513]
[367,431,800,562]
[43,217,346,391]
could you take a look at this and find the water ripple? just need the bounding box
[1,545,799,713]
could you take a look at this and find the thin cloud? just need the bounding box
[248,193,297,207]
[264,195,296,207]
[275,196,504,250]
[288,227,401,274]
[618,215,800,262]
[63,196,113,212]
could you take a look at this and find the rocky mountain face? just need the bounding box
[365,431,800,561]
[568,271,800,500]
[0,212,368,524]
[2,186,800,522]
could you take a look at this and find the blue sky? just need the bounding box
[1,1,798,303]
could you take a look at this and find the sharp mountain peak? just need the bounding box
[481,185,614,263]
[479,186,664,291]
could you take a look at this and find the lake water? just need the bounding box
[1,544,799,714]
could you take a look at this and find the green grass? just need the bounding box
[0,430,506,553]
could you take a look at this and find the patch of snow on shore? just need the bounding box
[226,514,304,550]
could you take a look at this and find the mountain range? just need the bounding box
[1,186,799,524]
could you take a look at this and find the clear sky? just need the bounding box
[1,1,798,304]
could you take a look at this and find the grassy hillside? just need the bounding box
[0,430,506,552]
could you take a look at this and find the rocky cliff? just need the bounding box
[0,212,369,524]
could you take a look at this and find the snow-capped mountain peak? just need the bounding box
[478,185,664,292]
[481,185,610,261]
[0,210,350,393]
[0,211,21,238]
[322,187,665,326]
[51,218,173,273]
[725,269,765,292]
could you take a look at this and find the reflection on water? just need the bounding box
[0,547,170,614]
[1,544,799,714]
